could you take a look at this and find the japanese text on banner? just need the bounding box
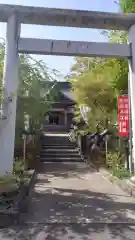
[118,95,129,137]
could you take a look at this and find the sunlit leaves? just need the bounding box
[67,0,132,132]
[120,0,135,13]
[16,54,58,134]
[0,41,58,145]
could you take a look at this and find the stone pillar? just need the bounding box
[128,24,135,171]
[0,13,20,175]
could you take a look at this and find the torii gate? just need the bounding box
[0,4,135,174]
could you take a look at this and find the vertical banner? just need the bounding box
[118,95,129,137]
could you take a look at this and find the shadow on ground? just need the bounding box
[36,162,95,181]
[1,189,135,239]
[1,223,135,240]
[0,162,135,239]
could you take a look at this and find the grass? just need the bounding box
[106,151,132,180]
[0,134,39,196]
[0,174,18,196]
[108,166,131,179]
[0,159,27,195]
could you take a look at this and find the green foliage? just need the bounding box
[17,55,59,144]
[0,41,59,147]
[13,159,25,175]
[70,57,118,129]
[68,0,130,132]
[69,57,103,76]
[107,151,131,179]
[67,0,133,177]
[109,30,127,44]
[17,54,58,129]
[120,0,135,12]
[0,173,17,184]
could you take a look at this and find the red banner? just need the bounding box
[118,95,129,137]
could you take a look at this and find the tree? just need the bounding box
[70,55,129,130]
[0,41,59,147]
[15,54,59,145]
[66,57,103,79]
[71,59,117,130]
[120,0,135,12]
[68,0,132,132]
[68,52,128,130]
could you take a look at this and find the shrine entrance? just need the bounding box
[0,4,135,174]
[49,113,59,125]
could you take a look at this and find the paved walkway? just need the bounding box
[1,162,135,239]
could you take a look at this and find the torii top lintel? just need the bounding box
[0,3,135,30]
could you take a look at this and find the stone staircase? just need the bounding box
[40,133,83,163]
[43,124,66,132]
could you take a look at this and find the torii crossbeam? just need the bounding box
[0,4,135,174]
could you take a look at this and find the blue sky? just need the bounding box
[0,0,119,76]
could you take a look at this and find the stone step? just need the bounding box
[40,153,82,159]
[40,149,80,154]
[42,138,71,143]
[42,140,73,144]
[42,136,70,139]
[41,143,73,146]
[41,143,75,147]
[40,157,83,162]
[42,136,69,138]
[41,137,70,140]
[40,151,79,155]
[41,147,76,151]
[39,134,80,163]
[41,148,79,153]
